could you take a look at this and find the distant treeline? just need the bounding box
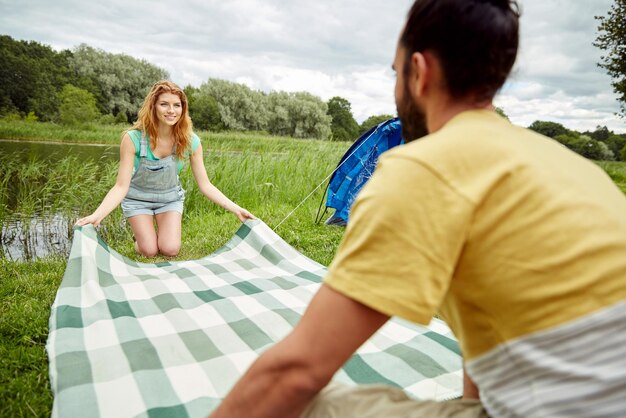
[1,35,625,158]
[0,35,382,141]
[527,121,626,162]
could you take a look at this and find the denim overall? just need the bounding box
[122,132,184,215]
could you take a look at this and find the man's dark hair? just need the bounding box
[400,0,519,103]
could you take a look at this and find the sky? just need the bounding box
[1,0,624,133]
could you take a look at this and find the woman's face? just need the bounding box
[155,92,183,127]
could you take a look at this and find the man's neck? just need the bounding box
[426,97,493,133]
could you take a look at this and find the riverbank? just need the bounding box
[0,122,349,415]
[0,119,336,152]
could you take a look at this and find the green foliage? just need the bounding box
[114,111,128,124]
[594,0,626,117]
[57,84,100,125]
[0,259,63,417]
[0,35,73,121]
[24,111,38,123]
[555,134,615,160]
[266,91,331,139]
[584,125,611,141]
[327,96,359,141]
[359,114,395,135]
[98,114,116,125]
[595,160,626,193]
[606,135,626,160]
[190,80,331,139]
[529,120,572,138]
[69,44,168,121]
[2,112,22,121]
[188,88,224,131]
[199,79,268,131]
[621,144,626,161]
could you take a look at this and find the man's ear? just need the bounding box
[411,52,428,97]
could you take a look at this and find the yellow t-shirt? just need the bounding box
[325,110,626,360]
[325,110,626,416]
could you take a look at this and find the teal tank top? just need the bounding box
[126,130,201,174]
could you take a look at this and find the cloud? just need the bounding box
[0,0,624,132]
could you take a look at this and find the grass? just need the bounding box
[0,122,350,416]
[595,160,626,194]
[0,258,64,417]
[1,120,626,415]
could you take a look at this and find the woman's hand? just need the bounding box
[232,206,255,222]
[76,213,104,227]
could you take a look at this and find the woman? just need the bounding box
[77,80,253,257]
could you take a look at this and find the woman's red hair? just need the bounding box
[130,80,193,159]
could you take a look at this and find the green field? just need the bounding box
[0,120,349,416]
[1,119,626,416]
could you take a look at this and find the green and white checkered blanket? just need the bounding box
[47,220,462,417]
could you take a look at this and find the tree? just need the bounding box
[359,114,395,135]
[265,91,331,139]
[528,120,571,138]
[554,133,614,160]
[606,134,626,160]
[0,35,73,120]
[288,92,332,140]
[188,87,224,131]
[594,0,626,117]
[70,44,168,122]
[327,96,359,141]
[584,125,611,141]
[199,79,268,131]
[57,84,100,125]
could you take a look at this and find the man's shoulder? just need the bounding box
[384,110,552,170]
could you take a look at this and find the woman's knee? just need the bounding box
[135,240,159,257]
[159,240,180,257]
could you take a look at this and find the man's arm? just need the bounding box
[463,365,480,400]
[208,284,390,418]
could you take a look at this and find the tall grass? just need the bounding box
[596,161,626,193]
[0,130,350,416]
[0,119,338,149]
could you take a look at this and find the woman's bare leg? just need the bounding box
[128,215,159,257]
[155,211,182,257]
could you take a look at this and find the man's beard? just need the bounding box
[397,82,428,143]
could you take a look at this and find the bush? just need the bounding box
[24,111,38,123]
[607,135,626,160]
[359,114,395,135]
[189,92,223,131]
[2,111,22,121]
[555,134,614,160]
[57,84,100,125]
[98,114,116,125]
[114,112,128,124]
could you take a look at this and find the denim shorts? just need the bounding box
[121,197,184,218]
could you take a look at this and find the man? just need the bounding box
[210,0,626,416]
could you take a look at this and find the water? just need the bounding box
[0,139,118,261]
[0,139,118,163]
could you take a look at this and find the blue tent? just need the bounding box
[317,118,404,226]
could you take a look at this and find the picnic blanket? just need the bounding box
[47,219,462,417]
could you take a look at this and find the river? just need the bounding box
[0,139,118,261]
